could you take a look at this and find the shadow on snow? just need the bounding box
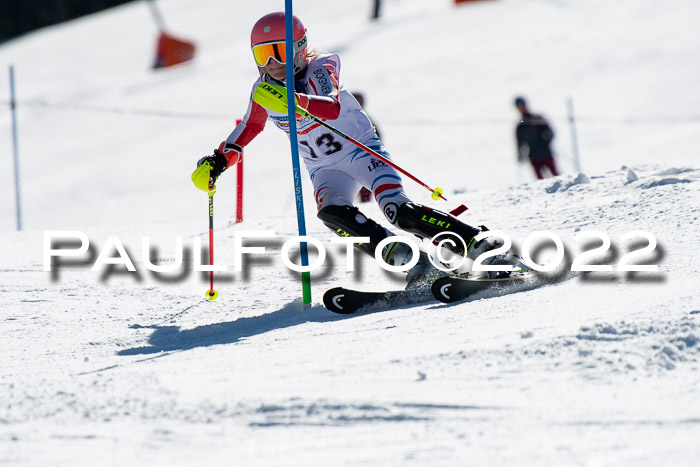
[118,300,341,356]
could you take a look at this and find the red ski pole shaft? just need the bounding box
[209,190,214,292]
[252,83,447,202]
[206,187,218,301]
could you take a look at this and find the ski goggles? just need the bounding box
[252,41,287,67]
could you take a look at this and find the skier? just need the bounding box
[193,12,518,283]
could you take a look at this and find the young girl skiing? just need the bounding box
[193,12,514,283]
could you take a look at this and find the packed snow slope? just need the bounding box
[1,0,700,466]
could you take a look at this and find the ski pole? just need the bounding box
[308,110,447,201]
[206,185,218,301]
[253,83,447,201]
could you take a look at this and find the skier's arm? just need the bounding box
[192,84,268,191]
[295,92,341,120]
[296,60,342,120]
[222,90,269,167]
[209,87,269,174]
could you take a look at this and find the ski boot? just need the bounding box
[382,242,448,289]
[466,229,530,279]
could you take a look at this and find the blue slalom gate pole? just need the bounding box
[285,0,312,308]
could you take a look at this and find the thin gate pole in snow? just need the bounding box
[285,0,312,308]
[145,0,167,31]
[567,97,581,172]
[9,65,22,231]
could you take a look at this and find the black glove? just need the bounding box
[197,149,228,185]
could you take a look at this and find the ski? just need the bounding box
[430,274,531,304]
[323,286,432,314]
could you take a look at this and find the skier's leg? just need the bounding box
[393,201,526,278]
[393,202,478,255]
[317,204,392,257]
[345,144,486,267]
[327,142,520,278]
[310,167,361,211]
[545,155,560,177]
[346,146,482,256]
[532,160,546,179]
[312,168,409,265]
[355,145,527,277]
[345,144,431,268]
[343,141,482,253]
[337,138,411,226]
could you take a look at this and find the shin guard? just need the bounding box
[317,205,393,257]
[396,202,480,256]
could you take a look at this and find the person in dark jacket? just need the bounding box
[514,96,560,179]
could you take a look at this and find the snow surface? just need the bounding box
[1,0,700,465]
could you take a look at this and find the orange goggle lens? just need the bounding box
[252,41,286,67]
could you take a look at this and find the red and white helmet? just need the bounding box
[251,12,308,75]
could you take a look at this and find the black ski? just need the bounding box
[323,272,542,313]
[430,275,530,304]
[323,286,432,314]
